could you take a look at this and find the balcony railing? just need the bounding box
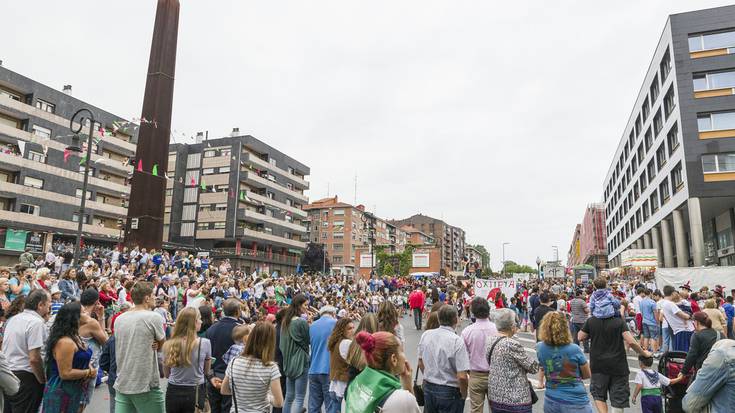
[242,152,309,190]
[237,208,307,233]
[211,247,301,265]
[240,170,308,203]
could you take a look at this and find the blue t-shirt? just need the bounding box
[723,303,734,322]
[308,316,337,375]
[640,297,658,326]
[536,342,589,405]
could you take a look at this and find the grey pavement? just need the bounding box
[88,313,647,412]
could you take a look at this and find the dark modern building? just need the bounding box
[604,5,735,268]
[165,129,310,274]
[0,64,136,264]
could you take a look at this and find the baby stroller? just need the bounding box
[657,351,691,413]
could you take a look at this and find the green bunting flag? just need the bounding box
[201,179,206,190]
[152,164,158,176]
[79,155,87,166]
[239,191,245,201]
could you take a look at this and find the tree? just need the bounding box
[300,243,330,274]
[502,260,536,275]
[375,245,415,276]
[470,244,491,268]
[383,263,395,275]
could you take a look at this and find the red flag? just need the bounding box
[190,176,196,186]
[136,159,143,172]
[63,149,71,163]
[228,189,235,199]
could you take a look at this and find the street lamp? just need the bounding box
[67,109,96,268]
[502,242,510,276]
[552,245,559,263]
[361,212,376,278]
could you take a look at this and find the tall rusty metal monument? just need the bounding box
[125,0,180,249]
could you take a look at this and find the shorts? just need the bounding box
[642,324,659,339]
[590,373,630,408]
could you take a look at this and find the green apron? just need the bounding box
[345,367,401,413]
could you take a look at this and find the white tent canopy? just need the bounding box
[655,267,735,291]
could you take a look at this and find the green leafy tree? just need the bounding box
[471,244,491,268]
[383,263,395,275]
[502,260,536,275]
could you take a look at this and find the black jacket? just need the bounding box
[682,328,721,375]
[205,316,243,377]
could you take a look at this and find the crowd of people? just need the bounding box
[0,243,734,413]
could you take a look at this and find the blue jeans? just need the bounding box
[308,374,331,413]
[571,322,589,352]
[413,308,423,329]
[661,325,671,353]
[728,320,733,340]
[424,381,464,413]
[327,391,342,413]
[283,372,308,413]
[544,395,594,413]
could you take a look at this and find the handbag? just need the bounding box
[195,339,211,413]
[412,365,424,406]
[488,337,538,405]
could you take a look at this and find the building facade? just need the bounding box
[567,224,583,267]
[604,6,735,268]
[0,65,136,264]
[303,196,407,276]
[389,214,466,272]
[580,203,608,270]
[165,130,310,274]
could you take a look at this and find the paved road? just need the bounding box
[88,313,648,412]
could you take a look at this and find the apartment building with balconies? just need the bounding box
[604,5,735,268]
[165,130,309,275]
[0,65,136,263]
[303,196,407,276]
[389,214,466,272]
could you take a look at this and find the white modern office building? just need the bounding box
[604,6,735,268]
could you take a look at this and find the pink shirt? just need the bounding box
[461,318,498,371]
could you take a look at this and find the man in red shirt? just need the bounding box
[408,286,426,330]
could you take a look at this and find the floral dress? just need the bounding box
[43,342,93,413]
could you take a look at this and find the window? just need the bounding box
[650,75,660,102]
[702,152,735,173]
[321,232,327,239]
[32,125,51,139]
[287,167,294,174]
[333,232,344,239]
[215,203,227,211]
[644,128,653,151]
[185,170,200,185]
[204,150,216,158]
[72,213,90,223]
[697,111,735,131]
[20,204,39,216]
[663,87,676,118]
[181,222,195,236]
[718,229,734,249]
[635,116,642,137]
[656,143,667,169]
[213,222,226,229]
[653,110,663,136]
[333,220,344,227]
[220,149,231,157]
[640,169,648,191]
[197,223,209,230]
[182,205,197,220]
[23,176,43,189]
[667,123,679,155]
[269,158,277,167]
[334,209,344,216]
[219,166,230,174]
[689,30,735,52]
[165,188,173,196]
[183,187,198,203]
[0,87,21,101]
[74,189,92,199]
[35,99,55,113]
[671,162,684,192]
[202,168,215,175]
[693,70,735,91]
[660,48,671,81]
[186,153,201,169]
[641,98,650,122]
[651,190,660,212]
[659,179,671,204]
[27,151,45,163]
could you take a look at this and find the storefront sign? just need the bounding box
[26,232,44,254]
[473,278,516,302]
[359,254,374,268]
[412,253,430,268]
[4,229,28,251]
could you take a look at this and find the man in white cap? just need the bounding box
[308,305,337,413]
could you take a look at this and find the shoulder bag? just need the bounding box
[487,336,538,405]
[195,339,211,413]
[412,365,424,406]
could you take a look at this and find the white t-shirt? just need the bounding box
[634,368,671,390]
[656,300,668,328]
[1,310,48,373]
[328,339,352,397]
[660,299,693,334]
[557,299,567,313]
[633,295,643,314]
[225,357,280,413]
[381,389,421,413]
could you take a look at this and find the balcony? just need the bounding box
[242,190,307,218]
[0,182,126,216]
[211,247,301,266]
[0,210,120,238]
[242,152,309,190]
[237,228,307,249]
[0,94,136,156]
[239,170,308,203]
[237,208,307,234]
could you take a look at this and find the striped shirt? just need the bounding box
[225,356,280,413]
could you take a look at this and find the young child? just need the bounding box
[589,277,621,319]
[49,286,64,316]
[222,324,252,366]
[632,356,683,412]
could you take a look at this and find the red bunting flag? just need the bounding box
[137,159,143,172]
[63,149,71,163]
[190,176,196,186]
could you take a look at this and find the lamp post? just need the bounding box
[552,245,559,263]
[361,212,376,278]
[502,242,510,276]
[66,109,96,268]
[536,256,541,279]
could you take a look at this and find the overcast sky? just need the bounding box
[2,1,731,269]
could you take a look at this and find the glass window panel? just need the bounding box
[717,153,735,171]
[693,76,707,91]
[702,31,735,50]
[712,112,735,130]
[698,116,712,131]
[708,71,735,89]
[702,155,717,173]
[689,36,702,51]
